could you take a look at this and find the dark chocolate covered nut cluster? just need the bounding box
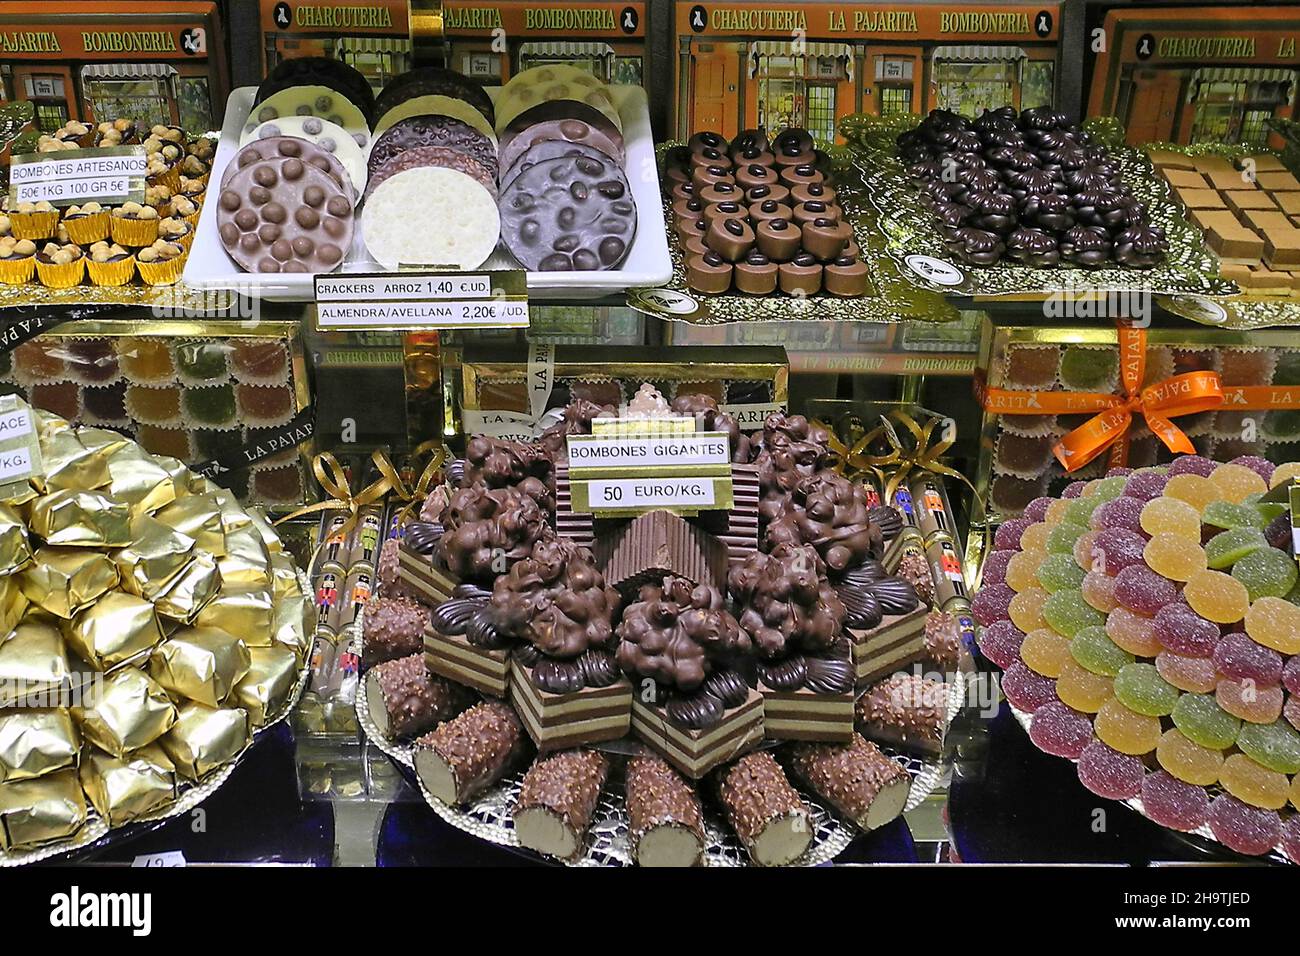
[537,398,616,460]
[898,106,1166,268]
[727,543,845,660]
[763,469,881,573]
[670,393,752,462]
[462,435,556,512]
[439,485,549,582]
[753,412,834,522]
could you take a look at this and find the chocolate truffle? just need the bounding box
[777,253,823,296]
[734,250,779,295]
[686,251,733,293]
[756,218,802,262]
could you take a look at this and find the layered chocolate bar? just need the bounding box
[631,685,763,779]
[422,595,512,698]
[508,657,632,751]
[759,680,855,742]
[847,605,929,688]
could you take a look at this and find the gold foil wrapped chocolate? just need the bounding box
[0,616,74,706]
[28,490,132,548]
[73,667,177,757]
[216,524,271,588]
[106,443,178,517]
[34,429,110,494]
[149,627,251,708]
[0,769,86,850]
[195,586,273,640]
[0,574,29,635]
[79,745,178,827]
[232,645,298,725]
[112,517,195,600]
[246,509,283,554]
[212,489,252,535]
[269,553,300,601]
[153,494,225,553]
[272,590,311,660]
[62,592,166,670]
[151,551,221,623]
[19,547,119,618]
[160,703,249,780]
[0,708,79,782]
[0,504,32,575]
[75,427,131,458]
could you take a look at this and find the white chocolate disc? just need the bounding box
[243,85,371,149]
[363,166,499,271]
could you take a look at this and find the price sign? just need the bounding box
[572,476,734,515]
[314,270,529,331]
[8,147,147,207]
[0,395,42,499]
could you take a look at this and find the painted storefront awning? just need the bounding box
[520,41,615,59]
[750,41,854,80]
[931,45,1028,63]
[335,37,410,54]
[81,63,178,81]
[1193,67,1296,85]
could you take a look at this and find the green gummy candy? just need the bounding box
[1285,582,1300,608]
[1204,528,1269,570]
[1113,663,1180,717]
[1037,553,1087,593]
[1045,521,1089,555]
[181,385,236,426]
[1171,693,1241,750]
[1064,497,1103,526]
[1041,588,1105,638]
[1059,346,1117,390]
[1201,500,1267,532]
[1236,720,1300,775]
[175,342,228,382]
[1231,545,1298,600]
[1070,625,1134,677]
[1090,476,1128,501]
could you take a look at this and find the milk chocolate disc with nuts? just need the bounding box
[499,152,636,271]
[498,99,626,175]
[217,152,354,274]
[221,136,354,203]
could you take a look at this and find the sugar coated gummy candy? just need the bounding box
[1077,739,1144,799]
[1230,455,1275,483]
[1022,497,1053,522]
[1216,677,1284,725]
[1172,693,1241,749]
[1089,528,1148,575]
[1028,700,1094,758]
[1169,455,1218,478]
[1001,661,1057,713]
[1163,473,1219,512]
[972,583,1015,626]
[1073,530,1100,572]
[1208,794,1282,856]
[1113,663,1180,717]
[1143,534,1207,583]
[1009,587,1050,633]
[1152,602,1219,657]
[1230,545,1298,600]
[1070,625,1133,677]
[1062,481,1088,499]
[1219,754,1290,810]
[1036,553,1087,593]
[1004,551,1042,593]
[1081,570,1120,613]
[1183,569,1250,624]
[1088,476,1129,501]
[1285,697,1300,733]
[1268,460,1300,488]
[1042,589,1105,638]
[1045,522,1088,555]
[1045,499,1073,526]
[1141,769,1210,832]
[1201,500,1266,532]
[1018,522,1052,554]
[980,550,1016,588]
[1094,697,1162,755]
[1155,651,1220,694]
[1054,657,1115,713]
[1122,471,1171,503]
[1105,607,1162,657]
[1282,815,1300,865]
[977,620,1026,670]
[1157,728,1224,786]
[1204,527,1268,570]
[1063,497,1103,527]
[1209,462,1268,503]
[1284,655,1300,695]
[1212,632,1283,686]
[1112,564,1178,615]
[1091,496,1147,537]
[1236,720,1300,775]
[1139,497,1201,540]
[1020,628,1073,678]
[994,518,1032,551]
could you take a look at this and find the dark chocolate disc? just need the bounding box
[255,55,375,121]
[368,114,499,185]
[373,66,494,128]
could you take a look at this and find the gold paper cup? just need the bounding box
[62,211,110,245]
[0,769,86,850]
[35,254,86,290]
[136,254,183,287]
[0,708,80,783]
[62,591,166,671]
[231,645,298,726]
[149,626,251,707]
[86,255,136,287]
[0,255,35,285]
[79,745,178,827]
[72,667,177,756]
[9,210,58,240]
[159,703,249,780]
[109,216,159,247]
[148,162,182,194]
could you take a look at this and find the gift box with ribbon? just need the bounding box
[973,314,1300,525]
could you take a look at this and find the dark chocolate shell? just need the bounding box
[804,654,855,695]
[513,642,542,667]
[759,655,808,691]
[466,608,510,649]
[701,669,751,709]
[666,689,725,730]
[578,648,621,688]
[404,521,444,555]
[429,598,481,635]
[868,505,903,540]
[445,459,466,487]
[869,577,921,616]
[452,582,493,601]
[836,583,883,630]
[533,657,586,694]
[840,559,888,588]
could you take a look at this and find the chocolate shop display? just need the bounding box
[0,403,312,865]
[188,62,670,298]
[356,389,964,865]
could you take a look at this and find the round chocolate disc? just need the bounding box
[366,114,498,185]
[364,144,497,203]
[373,67,495,130]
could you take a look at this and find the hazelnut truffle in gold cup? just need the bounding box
[136,240,185,286]
[62,203,111,244]
[0,236,37,285]
[10,201,59,240]
[110,202,160,246]
[172,196,202,231]
[34,242,86,289]
[86,241,136,287]
[157,217,193,252]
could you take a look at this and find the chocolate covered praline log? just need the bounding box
[626,753,706,867]
[513,748,610,860]
[856,673,947,756]
[365,653,474,738]
[413,700,527,805]
[712,751,811,866]
[787,733,912,831]
[361,595,427,668]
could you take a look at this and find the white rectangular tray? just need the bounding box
[182,85,671,302]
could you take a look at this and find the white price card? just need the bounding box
[314,270,529,331]
[583,477,717,510]
[8,147,147,207]
[132,851,187,867]
[566,432,731,471]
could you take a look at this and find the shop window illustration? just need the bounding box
[81,64,178,130]
[26,73,69,132]
[332,39,411,93]
[1189,70,1295,149]
[519,43,616,83]
[932,47,1027,117]
[752,44,848,139]
[874,56,915,116]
